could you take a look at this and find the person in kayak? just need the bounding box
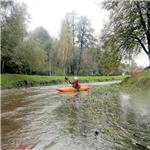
[65,77,80,89]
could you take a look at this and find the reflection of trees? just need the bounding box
[1,91,35,150]
[83,86,148,149]
[125,108,136,124]
[78,104,90,138]
[2,91,33,134]
[62,92,91,137]
[84,89,123,129]
[62,93,80,136]
[2,92,31,113]
[59,87,150,149]
[66,101,78,135]
[68,93,88,136]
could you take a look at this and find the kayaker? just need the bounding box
[65,77,80,89]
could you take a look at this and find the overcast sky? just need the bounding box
[19,0,109,37]
[18,0,149,67]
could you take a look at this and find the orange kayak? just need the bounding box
[56,86,90,92]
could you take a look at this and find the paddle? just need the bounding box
[65,76,71,84]
[65,76,68,81]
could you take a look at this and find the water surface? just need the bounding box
[1,81,150,150]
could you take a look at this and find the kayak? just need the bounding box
[56,86,90,92]
[57,86,90,92]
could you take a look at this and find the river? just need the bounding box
[1,81,150,150]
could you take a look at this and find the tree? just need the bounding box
[1,1,48,75]
[31,27,51,48]
[1,0,13,26]
[101,1,150,67]
[98,49,121,75]
[98,28,122,75]
[64,11,77,75]
[1,0,29,73]
[13,37,48,74]
[81,47,99,75]
[57,20,73,75]
[76,16,95,74]
[31,27,53,75]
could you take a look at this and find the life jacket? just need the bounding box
[71,81,80,88]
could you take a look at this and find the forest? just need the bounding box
[1,0,150,76]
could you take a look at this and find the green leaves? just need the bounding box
[1,0,29,73]
[101,1,150,65]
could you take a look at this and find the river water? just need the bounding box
[1,81,150,150]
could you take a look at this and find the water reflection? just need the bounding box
[82,87,150,149]
[56,92,90,137]
[1,84,150,150]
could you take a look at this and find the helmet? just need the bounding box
[74,77,78,80]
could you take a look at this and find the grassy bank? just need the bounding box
[121,70,150,90]
[1,74,127,89]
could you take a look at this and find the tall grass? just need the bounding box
[121,70,150,90]
[1,74,127,89]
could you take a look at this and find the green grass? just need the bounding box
[121,70,150,90]
[1,74,127,89]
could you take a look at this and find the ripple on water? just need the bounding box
[2,82,150,150]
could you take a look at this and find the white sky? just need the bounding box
[19,0,109,37]
[134,51,149,67]
[18,0,149,67]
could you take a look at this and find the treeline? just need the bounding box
[1,0,51,75]
[1,0,149,76]
[1,0,121,76]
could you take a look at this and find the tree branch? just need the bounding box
[135,36,148,55]
[136,2,147,33]
[146,2,150,31]
[146,2,150,53]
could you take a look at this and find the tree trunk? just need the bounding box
[70,42,76,75]
[77,50,82,75]
[148,51,150,67]
[77,43,83,75]
[1,61,5,73]
[48,52,51,75]
[63,64,66,76]
[67,66,70,75]
[70,50,75,75]
[146,1,150,67]
[70,64,74,75]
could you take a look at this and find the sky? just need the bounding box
[19,0,109,37]
[18,0,149,67]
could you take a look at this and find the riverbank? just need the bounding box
[1,74,127,89]
[121,69,150,90]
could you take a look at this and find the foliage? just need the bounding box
[30,27,53,75]
[1,0,128,76]
[1,0,51,75]
[98,49,121,75]
[57,19,73,75]
[76,16,96,74]
[64,11,77,75]
[1,0,29,73]
[31,27,52,53]
[101,1,150,66]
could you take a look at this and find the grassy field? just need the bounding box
[121,69,150,90]
[1,74,127,89]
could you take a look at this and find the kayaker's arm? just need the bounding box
[65,77,72,84]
